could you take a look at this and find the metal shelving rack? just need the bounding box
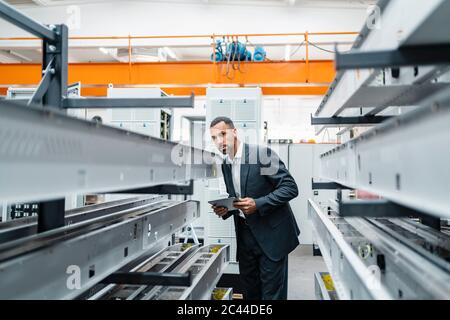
[309,0,450,300]
[0,1,226,300]
[313,0,450,222]
[0,0,212,232]
[312,0,450,135]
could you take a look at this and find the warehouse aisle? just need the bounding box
[288,245,326,300]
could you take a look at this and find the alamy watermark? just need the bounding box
[66,265,81,290]
[66,5,81,30]
[366,5,381,30]
[170,128,282,176]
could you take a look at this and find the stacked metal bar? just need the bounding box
[0,1,223,300]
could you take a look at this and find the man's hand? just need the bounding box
[233,197,257,215]
[212,205,228,217]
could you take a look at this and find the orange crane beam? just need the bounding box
[0,60,334,96]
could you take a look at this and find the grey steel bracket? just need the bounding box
[338,199,421,218]
[36,198,65,233]
[111,180,194,195]
[62,94,195,109]
[101,271,192,287]
[311,114,392,125]
[41,24,68,109]
[335,44,450,71]
[312,179,352,190]
[338,199,441,230]
[28,56,55,106]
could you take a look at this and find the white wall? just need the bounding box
[0,2,367,36]
[263,96,321,142]
[0,1,367,52]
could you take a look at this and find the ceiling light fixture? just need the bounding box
[287,0,296,6]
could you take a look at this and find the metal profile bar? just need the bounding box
[0,100,216,203]
[345,217,450,299]
[311,198,450,299]
[338,199,428,218]
[311,114,391,125]
[314,0,391,117]
[62,94,195,109]
[0,196,164,243]
[0,200,199,299]
[28,57,54,106]
[339,199,441,231]
[335,44,450,71]
[308,199,393,299]
[314,0,448,122]
[319,89,450,220]
[0,0,56,41]
[101,271,191,287]
[0,200,176,262]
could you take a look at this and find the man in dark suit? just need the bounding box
[209,116,300,300]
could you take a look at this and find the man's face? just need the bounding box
[210,121,237,155]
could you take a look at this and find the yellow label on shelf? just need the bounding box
[181,243,193,251]
[322,274,336,292]
[209,245,222,253]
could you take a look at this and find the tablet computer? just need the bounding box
[208,197,239,210]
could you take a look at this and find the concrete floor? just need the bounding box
[288,244,327,300]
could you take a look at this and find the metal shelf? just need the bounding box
[0,199,199,299]
[93,243,230,300]
[309,198,450,299]
[314,0,450,134]
[152,244,229,300]
[62,94,195,109]
[0,100,216,203]
[318,89,450,219]
[308,199,392,299]
[90,243,202,300]
[0,195,165,243]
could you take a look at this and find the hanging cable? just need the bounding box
[307,41,351,54]
[289,40,305,59]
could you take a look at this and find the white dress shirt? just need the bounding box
[228,141,246,219]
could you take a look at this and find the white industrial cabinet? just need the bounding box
[268,143,337,245]
[106,87,173,140]
[203,88,262,262]
[206,87,262,146]
[286,143,337,244]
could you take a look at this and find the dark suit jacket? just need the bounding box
[221,143,300,262]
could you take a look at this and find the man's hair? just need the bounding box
[209,116,235,129]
